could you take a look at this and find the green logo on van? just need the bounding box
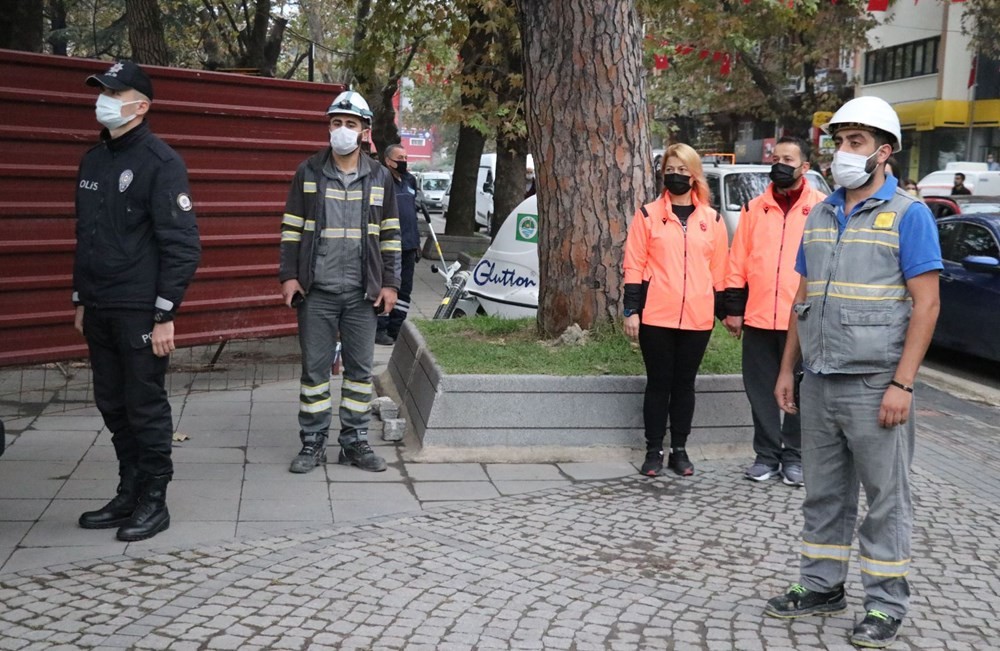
[515,213,538,243]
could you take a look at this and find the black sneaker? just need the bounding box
[667,448,694,476]
[289,440,326,474]
[850,610,901,648]
[764,583,847,618]
[375,331,396,346]
[338,440,387,472]
[640,450,663,476]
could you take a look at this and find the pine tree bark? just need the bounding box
[125,0,169,65]
[518,0,653,335]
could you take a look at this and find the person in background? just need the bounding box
[279,90,400,475]
[986,153,999,171]
[951,173,972,195]
[376,143,421,346]
[765,96,941,649]
[724,136,826,487]
[73,61,201,542]
[623,143,729,478]
[903,179,919,196]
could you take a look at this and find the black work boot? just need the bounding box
[289,434,327,474]
[79,466,140,529]
[850,610,902,648]
[116,474,171,542]
[338,439,387,472]
[764,583,847,618]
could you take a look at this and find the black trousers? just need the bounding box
[638,324,713,450]
[742,325,801,465]
[84,309,173,477]
[378,248,417,338]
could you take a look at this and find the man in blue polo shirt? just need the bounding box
[764,97,942,649]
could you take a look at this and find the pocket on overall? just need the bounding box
[840,305,894,367]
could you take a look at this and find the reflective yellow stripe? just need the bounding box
[346,190,363,201]
[860,556,910,578]
[300,382,330,397]
[340,397,370,413]
[321,228,363,239]
[368,223,381,235]
[300,399,332,413]
[380,218,400,231]
[282,214,304,228]
[303,181,317,193]
[804,238,837,244]
[803,227,837,234]
[281,232,302,243]
[828,281,906,290]
[840,238,899,249]
[380,240,402,252]
[806,292,909,301]
[325,188,346,200]
[801,540,851,562]
[304,220,316,232]
[342,379,372,394]
[845,228,899,237]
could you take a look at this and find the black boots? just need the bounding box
[79,466,140,529]
[116,473,171,542]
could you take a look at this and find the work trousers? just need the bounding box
[798,370,915,620]
[742,326,801,466]
[84,309,173,477]
[638,324,712,450]
[297,288,376,446]
[378,249,416,339]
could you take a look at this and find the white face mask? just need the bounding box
[830,149,880,190]
[95,94,141,130]
[329,126,360,156]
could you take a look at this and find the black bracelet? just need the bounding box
[890,379,913,393]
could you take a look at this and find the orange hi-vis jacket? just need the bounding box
[623,193,729,331]
[724,182,826,330]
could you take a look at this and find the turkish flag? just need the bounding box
[654,54,669,70]
[866,0,890,10]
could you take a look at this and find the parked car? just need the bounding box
[416,171,451,213]
[702,164,832,241]
[933,213,1000,362]
[924,195,1000,220]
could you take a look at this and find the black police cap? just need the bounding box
[86,61,154,100]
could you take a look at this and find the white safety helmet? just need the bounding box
[326,90,373,124]
[822,96,902,153]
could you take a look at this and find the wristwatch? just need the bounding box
[623,308,639,317]
[153,310,174,324]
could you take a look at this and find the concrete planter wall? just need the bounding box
[377,321,753,462]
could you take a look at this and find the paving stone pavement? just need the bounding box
[3,263,1000,649]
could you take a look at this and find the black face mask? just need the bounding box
[663,172,692,196]
[393,160,408,174]
[769,163,800,189]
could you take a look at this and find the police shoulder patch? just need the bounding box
[873,211,897,230]
[176,193,193,211]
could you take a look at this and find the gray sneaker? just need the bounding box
[745,462,780,481]
[782,463,804,487]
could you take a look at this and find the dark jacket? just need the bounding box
[396,171,421,251]
[73,121,201,319]
[279,149,401,299]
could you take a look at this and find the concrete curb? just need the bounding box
[376,321,754,462]
[920,366,1000,407]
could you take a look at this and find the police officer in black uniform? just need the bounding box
[73,61,201,542]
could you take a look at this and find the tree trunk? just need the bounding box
[371,82,401,158]
[493,143,527,239]
[0,0,43,52]
[47,0,68,55]
[444,124,485,236]
[125,0,169,65]
[519,0,653,336]
[492,1,528,239]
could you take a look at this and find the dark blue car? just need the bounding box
[934,214,1000,363]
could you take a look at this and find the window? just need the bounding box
[952,223,1000,261]
[705,175,721,209]
[408,138,425,147]
[937,222,961,260]
[865,37,939,84]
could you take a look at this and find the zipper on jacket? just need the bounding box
[678,218,689,329]
[774,207,789,328]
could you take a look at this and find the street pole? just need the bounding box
[966,54,977,161]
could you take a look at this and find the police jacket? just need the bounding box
[73,121,201,321]
[724,182,826,330]
[395,171,422,251]
[623,193,729,331]
[279,149,401,299]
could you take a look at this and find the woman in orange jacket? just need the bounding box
[623,143,729,477]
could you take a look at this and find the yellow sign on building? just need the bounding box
[812,111,834,129]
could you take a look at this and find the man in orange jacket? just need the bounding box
[723,136,826,486]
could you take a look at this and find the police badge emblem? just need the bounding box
[119,169,133,193]
[176,193,193,211]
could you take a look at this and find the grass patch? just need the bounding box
[413,316,742,376]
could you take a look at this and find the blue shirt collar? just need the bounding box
[824,174,899,210]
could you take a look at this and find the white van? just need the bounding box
[917,168,1000,197]
[476,153,534,231]
[416,171,450,213]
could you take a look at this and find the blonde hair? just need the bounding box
[661,143,710,205]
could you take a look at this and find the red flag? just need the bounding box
[969,55,977,88]
[654,54,669,70]
[866,0,890,10]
